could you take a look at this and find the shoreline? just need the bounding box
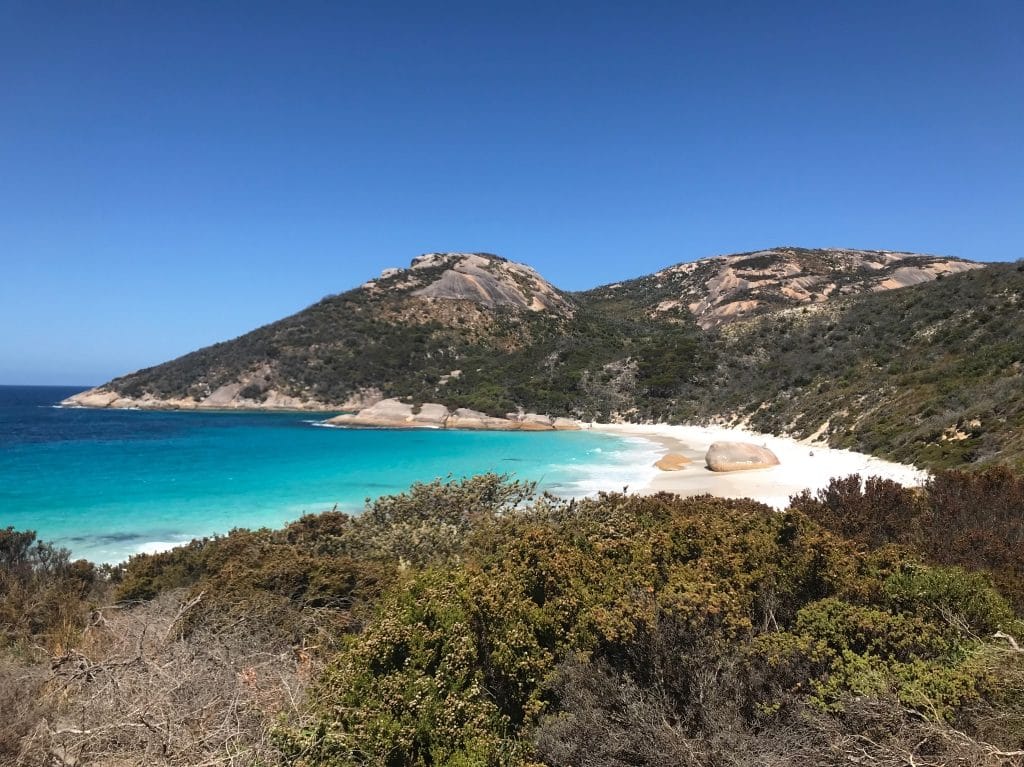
[49,395,931,548]
[58,393,930,503]
[29,412,927,564]
[95,422,924,563]
[589,422,927,509]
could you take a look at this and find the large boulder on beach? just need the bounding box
[512,413,579,430]
[705,441,780,472]
[655,453,692,471]
[518,413,556,431]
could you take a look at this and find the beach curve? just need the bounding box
[589,422,928,509]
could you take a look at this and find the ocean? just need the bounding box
[0,385,658,563]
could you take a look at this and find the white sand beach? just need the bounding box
[590,422,928,509]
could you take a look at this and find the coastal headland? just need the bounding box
[58,249,1024,473]
[61,385,340,412]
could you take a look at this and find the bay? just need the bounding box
[0,386,657,562]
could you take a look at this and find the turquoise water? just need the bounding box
[0,386,657,563]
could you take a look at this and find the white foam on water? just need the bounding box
[547,436,663,497]
[134,540,183,556]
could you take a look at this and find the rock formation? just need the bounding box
[654,453,692,471]
[61,386,341,412]
[365,252,574,316]
[323,399,580,431]
[588,247,982,329]
[705,442,780,472]
[445,408,516,430]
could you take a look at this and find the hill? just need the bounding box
[685,261,1024,469]
[65,252,587,412]
[63,250,707,418]
[583,246,980,328]
[63,247,1024,470]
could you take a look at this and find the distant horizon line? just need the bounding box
[0,383,95,389]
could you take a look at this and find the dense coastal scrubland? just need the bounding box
[19,247,1024,765]
[3,470,1024,766]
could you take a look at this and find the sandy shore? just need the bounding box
[590,423,927,509]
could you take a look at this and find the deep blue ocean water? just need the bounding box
[0,386,657,563]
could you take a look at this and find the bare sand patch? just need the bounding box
[589,423,926,509]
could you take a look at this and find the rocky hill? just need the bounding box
[65,252,585,412]
[683,260,1024,469]
[364,252,574,315]
[64,247,1024,470]
[582,246,981,328]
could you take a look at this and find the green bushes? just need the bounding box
[792,468,1024,611]
[0,530,104,762]
[275,484,1024,766]
[6,473,1024,765]
[277,570,526,767]
[0,527,99,651]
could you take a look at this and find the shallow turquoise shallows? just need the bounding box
[0,386,656,563]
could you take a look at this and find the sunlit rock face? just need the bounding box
[705,441,780,472]
[605,247,981,329]
[362,252,575,316]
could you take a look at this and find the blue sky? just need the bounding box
[1,1,1022,384]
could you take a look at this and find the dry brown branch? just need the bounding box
[16,590,318,767]
[993,631,1022,654]
[536,655,1024,767]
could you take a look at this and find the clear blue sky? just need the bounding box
[2,1,1022,385]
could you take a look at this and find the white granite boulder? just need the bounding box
[324,401,579,432]
[324,398,416,427]
[446,408,514,430]
[411,403,450,427]
[705,441,780,472]
[62,388,119,408]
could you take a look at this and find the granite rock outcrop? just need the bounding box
[323,399,580,431]
[705,441,780,472]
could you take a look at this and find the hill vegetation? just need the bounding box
[70,249,1024,470]
[582,246,981,328]
[3,470,1024,766]
[690,261,1024,469]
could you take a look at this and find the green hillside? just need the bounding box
[688,262,1024,469]
[79,251,1024,470]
